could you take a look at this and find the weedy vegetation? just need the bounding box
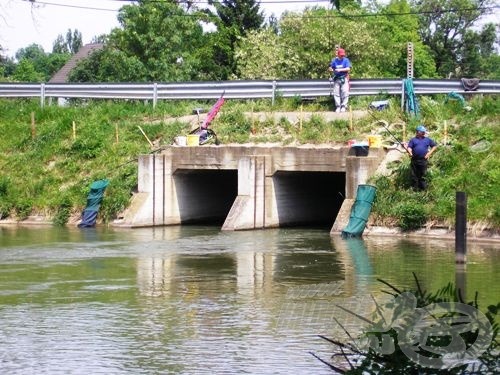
[0,94,498,229]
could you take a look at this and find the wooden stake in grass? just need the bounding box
[299,104,303,132]
[443,120,448,145]
[251,103,256,135]
[138,125,154,148]
[31,112,36,139]
[72,121,76,140]
[349,106,353,131]
[115,123,119,143]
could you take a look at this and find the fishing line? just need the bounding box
[367,110,412,157]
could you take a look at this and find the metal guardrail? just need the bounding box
[0,79,498,107]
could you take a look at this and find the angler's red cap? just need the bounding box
[337,48,346,56]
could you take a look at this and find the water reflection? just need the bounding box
[0,226,498,374]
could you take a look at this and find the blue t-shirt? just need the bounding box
[330,57,351,78]
[408,136,437,158]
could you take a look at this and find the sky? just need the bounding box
[0,0,329,58]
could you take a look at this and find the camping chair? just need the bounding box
[189,92,225,145]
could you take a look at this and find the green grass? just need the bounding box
[369,95,500,229]
[0,95,498,229]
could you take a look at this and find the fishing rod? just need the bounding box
[367,110,412,157]
[112,145,166,172]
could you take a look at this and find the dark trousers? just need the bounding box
[411,158,428,191]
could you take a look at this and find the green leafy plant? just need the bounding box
[0,176,10,196]
[397,203,428,231]
[52,197,72,226]
[13,198,33,221]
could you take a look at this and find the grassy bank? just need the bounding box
[0,95,498,230]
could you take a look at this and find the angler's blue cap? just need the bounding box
[416,125,427,132]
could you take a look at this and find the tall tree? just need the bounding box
[207,0,265,78]
[235,7,388,79]
[329,0,362,12]
[209,0,264,34]
[52,35,69,54]
[71,0,209,82]
[459,23,498,77]
[52,29,83,54]
[110,0,207,81]
[372,0,436,78]
[411,0,494,77]
[67,29,83,54]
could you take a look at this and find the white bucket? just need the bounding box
[175,136,187,146]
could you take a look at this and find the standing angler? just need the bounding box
[405,125,438,191]
[328,48,351,113]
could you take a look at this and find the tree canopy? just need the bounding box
[2,0,499,82]
[12,44,69,82]
[71,0,208,82]
[410,0,496,76]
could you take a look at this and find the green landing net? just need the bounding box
[341,184,377,238]
[78,179,109,228]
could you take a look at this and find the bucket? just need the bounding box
[353,145,369,157]
[368,135,382,148]
[175,136,187,146]
[187,134,200,146]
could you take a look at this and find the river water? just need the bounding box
[0,225,498,374]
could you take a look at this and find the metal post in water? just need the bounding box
[455,191,467,264]
[455,263,466,302]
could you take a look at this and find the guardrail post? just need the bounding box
[40,83,45,108]
[153,82,158,109]
[400,79,404,110]
[272,80,276,107]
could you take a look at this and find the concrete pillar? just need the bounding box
[222,156,267,230]
[344,153,382,199]
[119,154,179,227]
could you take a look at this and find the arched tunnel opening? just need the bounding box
[174,169,238,225]
[273,171,345,228]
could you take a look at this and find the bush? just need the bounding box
[0,176,9,196]
[13,198,33,220]
[52,197,72,226]
[397,203,427,231]
[0,200,12,219]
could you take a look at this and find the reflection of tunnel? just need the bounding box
[174,169,238,225]
[274,171,345,227]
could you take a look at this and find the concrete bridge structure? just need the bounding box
[114,145,387,234]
